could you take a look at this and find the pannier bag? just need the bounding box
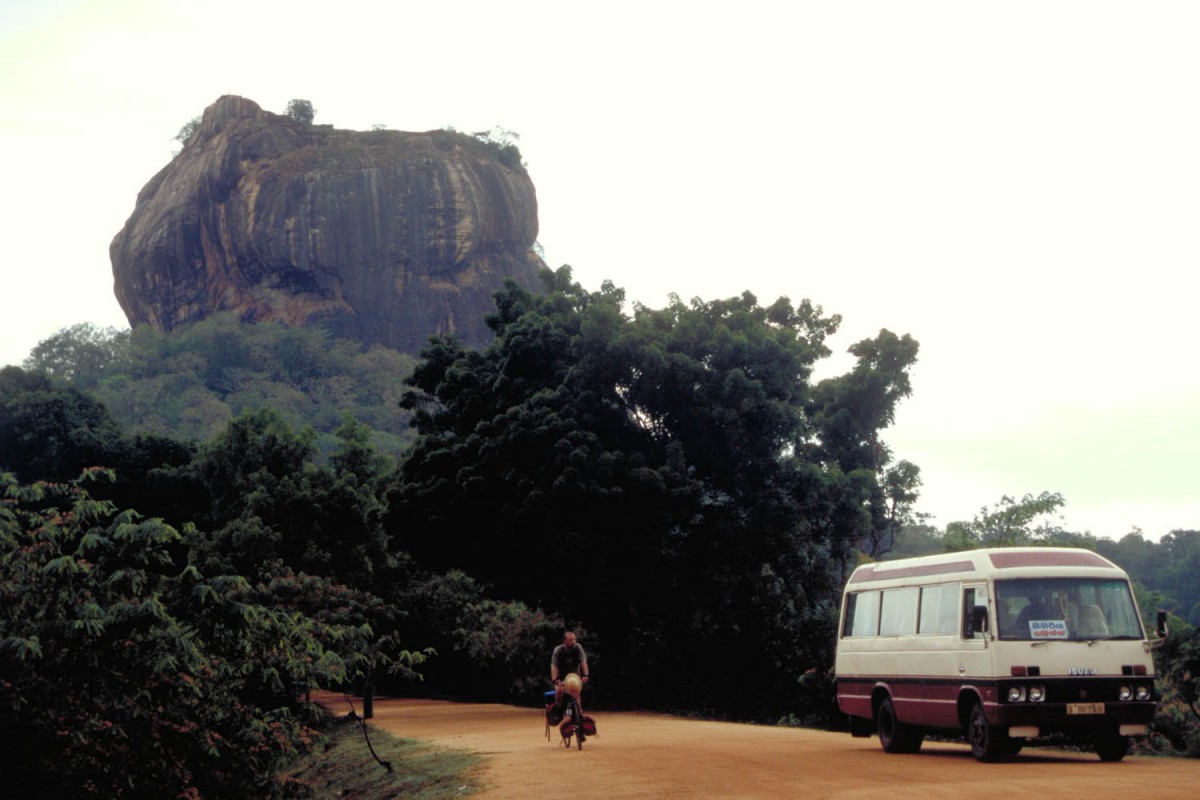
[544,690,564,726]
[560,714,597,738]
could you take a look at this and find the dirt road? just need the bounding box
[346,695,1200,799]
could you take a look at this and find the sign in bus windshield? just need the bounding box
[1028,620,1068,639]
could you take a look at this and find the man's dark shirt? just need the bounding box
[552,643,585,676]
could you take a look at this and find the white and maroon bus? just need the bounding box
[834,547,1162,761]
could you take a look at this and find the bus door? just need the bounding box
[959,583,992,680]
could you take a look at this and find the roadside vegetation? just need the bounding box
[281,717,480,800]
[3,266,1198,797]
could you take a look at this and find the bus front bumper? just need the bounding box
[994,701,1156,737]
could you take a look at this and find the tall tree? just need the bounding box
[22,323,129,389]
[0,366,125,482]
[805,329,920,557]
[943,491,1067,549]
[392,267,915,716]
[806,329,918,474]
[190,409,395,589]
[869,459,923,558]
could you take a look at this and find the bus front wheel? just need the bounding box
[968,702,1006,762]
[1094,730,1129,762]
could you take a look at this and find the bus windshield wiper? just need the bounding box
[1086,634,1138,646]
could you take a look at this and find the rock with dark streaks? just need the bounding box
[111,95,545,352]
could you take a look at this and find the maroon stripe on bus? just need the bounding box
[849,560,975,584]
[988,551,1111,569]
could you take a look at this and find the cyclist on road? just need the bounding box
[550,630,589,711]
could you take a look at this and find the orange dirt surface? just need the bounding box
[315,692,1200,799]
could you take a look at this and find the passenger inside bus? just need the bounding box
[1011,589,1073,638]
[1011,588,1108,639]
[1015,591,1055,630]
[1076,603,1110,637]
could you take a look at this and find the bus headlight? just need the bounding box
[1028,685,1045,703]
[1118,685,1133,701]
[1135,685,1151,701]
[1008,686,1027,703]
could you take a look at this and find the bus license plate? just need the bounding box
[1067,703,1105,715]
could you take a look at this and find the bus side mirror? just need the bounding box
[1156,610,1169,639]
[971,605,989,637]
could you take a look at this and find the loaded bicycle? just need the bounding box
[544,673,596,749]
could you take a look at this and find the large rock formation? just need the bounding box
[111,95,546,352]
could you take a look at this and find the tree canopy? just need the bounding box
[285,98,315,124]
[392,267,918,715]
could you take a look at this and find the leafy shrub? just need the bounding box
[393,570,574,704]
[0,470,369,798]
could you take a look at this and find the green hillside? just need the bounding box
[20,312,418,460]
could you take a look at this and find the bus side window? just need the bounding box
[880,586,918,636]
[918,583,959,635]
[842,593,858,637]
[844,590,881,637]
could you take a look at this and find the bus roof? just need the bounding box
[846,547,1123,587]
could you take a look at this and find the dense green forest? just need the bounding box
[3,267,1198,797]
[19,312,419,459]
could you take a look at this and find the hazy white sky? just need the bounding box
[2,0,1198,540]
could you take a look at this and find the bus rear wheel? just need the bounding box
[877,698,923,754]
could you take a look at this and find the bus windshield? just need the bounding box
[994,578,1143,641]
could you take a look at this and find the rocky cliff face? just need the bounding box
[111,95,546,352]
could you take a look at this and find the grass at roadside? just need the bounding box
[282,716,482,799]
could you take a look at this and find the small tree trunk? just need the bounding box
[362,676,375,719]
